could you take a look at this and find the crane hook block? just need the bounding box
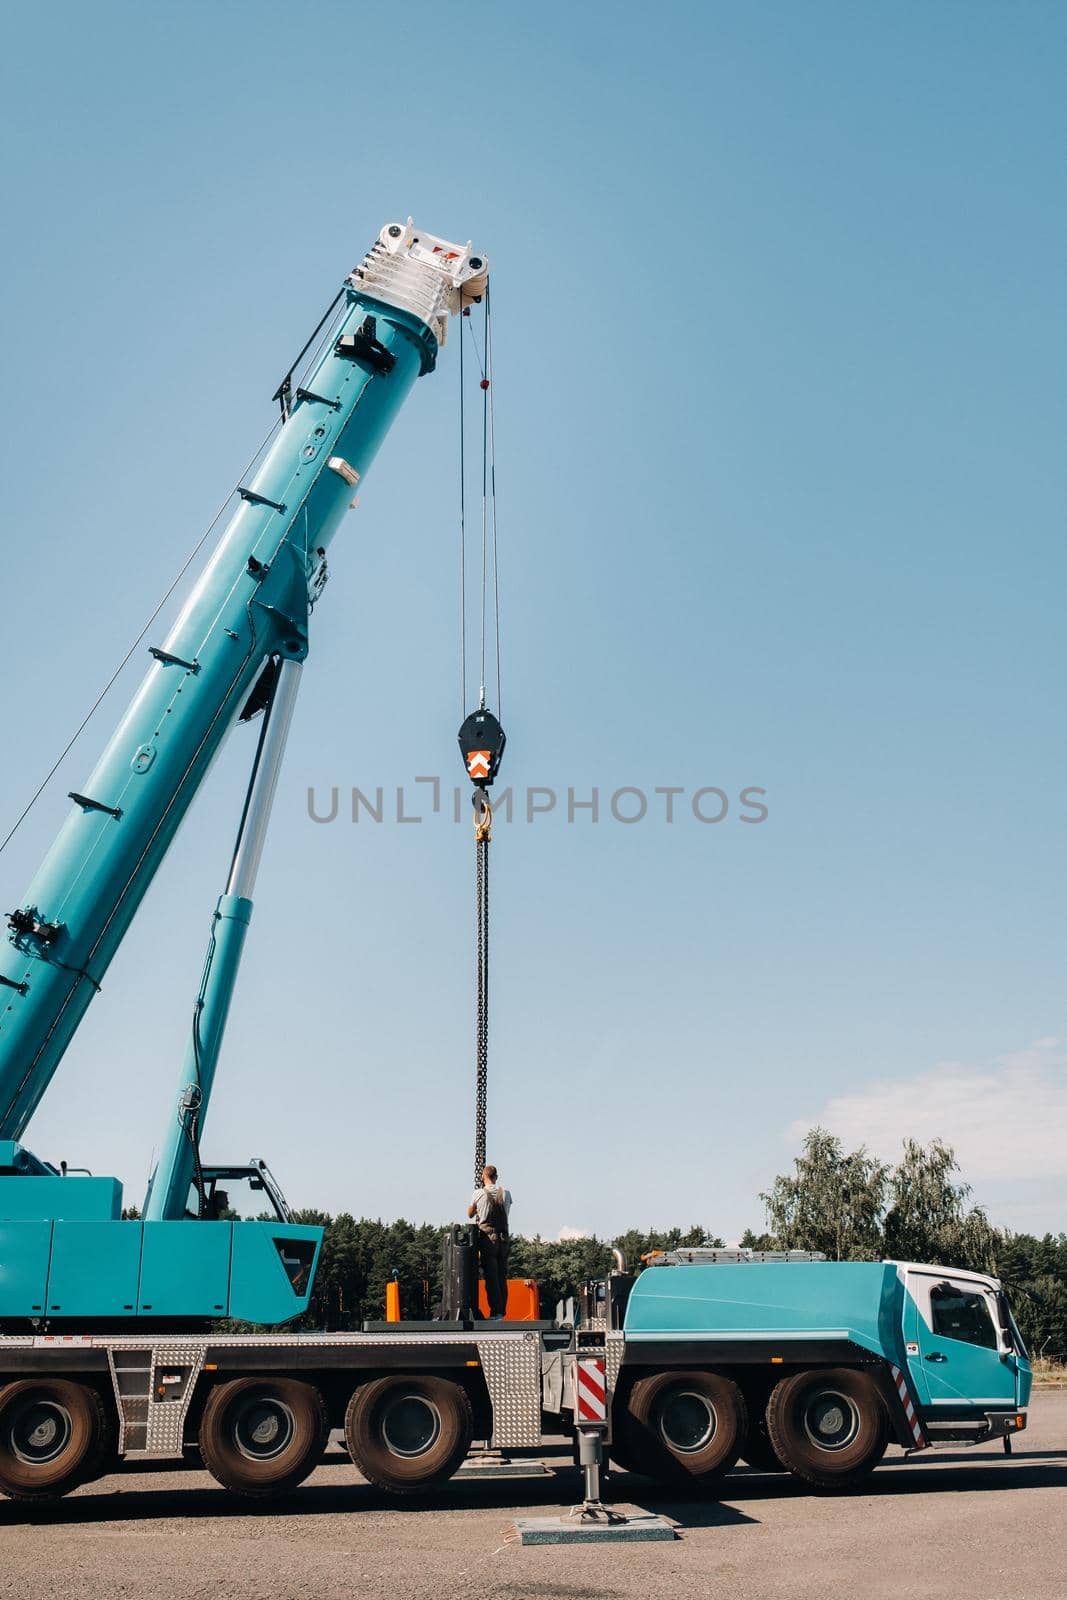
[458,708,506,789]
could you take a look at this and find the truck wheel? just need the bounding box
[622,1370,746,1485]
[198,1378,327,1497]
[0,1379,109,1500]
[344,1375,472,1492]
[739,1416,787,1473]
[607,1402,644,1475]
[608,1431,643,1475]
[766,1368,888,1490]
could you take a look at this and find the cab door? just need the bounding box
[904,1271,1017,1410]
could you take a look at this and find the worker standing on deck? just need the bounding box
[468,1164,512,1318]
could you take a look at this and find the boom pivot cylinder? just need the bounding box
[143,893,253,1221]
[144,660,303,1221]
[227,659,302,900]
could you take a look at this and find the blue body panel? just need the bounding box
[229,1223,322,1326]
[46,1221,142,1317]
[138,1224,233,1318]
[0,1140,57,1175]
[0,1176,122,1221]
[1019,1364,1033,1407]
[624,1261,901,1361]
[0,1221,51,1314]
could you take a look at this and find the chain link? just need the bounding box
[474,799,491,1182]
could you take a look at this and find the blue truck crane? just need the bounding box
[0,222,1031,1509]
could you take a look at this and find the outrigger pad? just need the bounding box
[514,1514,676,1545]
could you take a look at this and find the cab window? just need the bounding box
[930,1282,997,1350]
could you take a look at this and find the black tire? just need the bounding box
[607,1407,644,1475]
[621,1370,747,1486]
[739,1413,787,1473]
[0,1379,109,1500]
[766,1367,888,1490]
[344,1375,473,1492]
[199,1378,327,1497]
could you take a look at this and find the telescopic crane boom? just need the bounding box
[0,221,487,1326]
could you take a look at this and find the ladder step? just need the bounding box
[239,487,286,514]
[149,647,199,672]
[295,387,341,410]
[69,792,122,820]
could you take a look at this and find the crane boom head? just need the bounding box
[350,219,489,351]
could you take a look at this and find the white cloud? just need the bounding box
[557,1226,589,1241]
[788,1037,1067,1184]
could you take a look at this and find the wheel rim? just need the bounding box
[380,1394,442,1458]
[657,1389,718,1454]
[7,1398,74,1466]
[231,1395,296,1461]
[801,1388,861,1452]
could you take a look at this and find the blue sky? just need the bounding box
[1,1,1064,1240]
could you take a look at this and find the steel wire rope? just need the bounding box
[480,316,489,710]
[486,284,502,716]
[459,302,468,716]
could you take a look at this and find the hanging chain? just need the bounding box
[473,793,492,1182]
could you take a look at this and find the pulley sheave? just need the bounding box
[458,708,506,789]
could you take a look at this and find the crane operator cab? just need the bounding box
[186,1159,293,1223]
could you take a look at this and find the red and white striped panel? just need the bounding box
[576,1357,608,1424]
[890,1364,926,1449]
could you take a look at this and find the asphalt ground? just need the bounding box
[1,1390,1062,1600]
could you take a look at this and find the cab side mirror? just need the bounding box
[995,1292,1015,1358]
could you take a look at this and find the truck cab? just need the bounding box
[898,1262,1031,1440]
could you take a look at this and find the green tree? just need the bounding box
[761,1128,888,1260]
[1009,1272,1067,1362]
[991,1232,1067,1363]
[610,1226,722,1272]
[883,1139,997,1272]
[507,1235,613,1314]
[739,1228,775,1251]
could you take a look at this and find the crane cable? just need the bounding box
[459,289,501,714]
[457,286,505,1184]
[487,287,502,720]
